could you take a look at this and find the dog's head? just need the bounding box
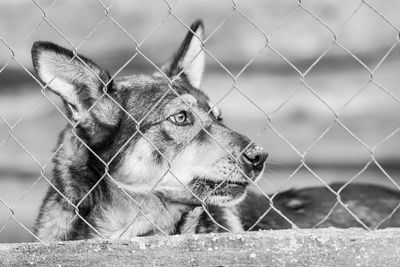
[31,19,268,207]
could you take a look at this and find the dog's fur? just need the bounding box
[32,19,268,241]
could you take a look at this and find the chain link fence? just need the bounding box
[1,0,400,243]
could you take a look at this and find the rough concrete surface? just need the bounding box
[1,228,400,266]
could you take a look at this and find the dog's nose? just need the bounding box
[241,145,268,171]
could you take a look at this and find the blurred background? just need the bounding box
[1,0,400,243]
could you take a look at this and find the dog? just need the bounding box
[238,182,400,231]
[32,19,268,241]
[32,19,400,241]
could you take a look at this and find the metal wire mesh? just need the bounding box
[1,0,400,243]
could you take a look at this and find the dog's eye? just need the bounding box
[169,111,191,126]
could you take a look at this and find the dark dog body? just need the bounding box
[197,183,400,232]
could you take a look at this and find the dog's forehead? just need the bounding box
[115,74,211,114]
[115,74,165,93]
[116,74,162,88]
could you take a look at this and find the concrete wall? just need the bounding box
[1,229,400,266]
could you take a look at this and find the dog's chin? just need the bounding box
[206,190,248,207]
[190,178,250,207]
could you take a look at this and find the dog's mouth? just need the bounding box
[189,178,249,206]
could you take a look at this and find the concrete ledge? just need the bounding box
[1,228,400,266]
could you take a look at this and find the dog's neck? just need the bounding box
[92,183,199,239]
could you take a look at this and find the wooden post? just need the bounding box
[1,228,400,266]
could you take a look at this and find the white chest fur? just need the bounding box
[93,192,188,239]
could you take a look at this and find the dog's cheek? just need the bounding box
[116,138,168,185]
[166,143,222,185]
[163,124,198,147]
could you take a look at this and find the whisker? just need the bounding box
[265,161,287,167]
[260,168,293,181]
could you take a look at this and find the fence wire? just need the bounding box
[1,0,400,243]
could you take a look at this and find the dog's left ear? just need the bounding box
[31,41,121,144]
[162,19,205,88]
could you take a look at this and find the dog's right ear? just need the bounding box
[32,41,120,131]
[162,19,205,89]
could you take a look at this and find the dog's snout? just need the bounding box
[241,145,268,171]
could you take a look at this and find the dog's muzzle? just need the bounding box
[240,145,268,177]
